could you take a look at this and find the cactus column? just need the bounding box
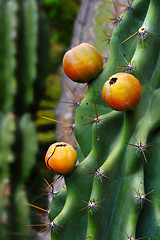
[0,0,17,238]
[0,0,49,239]
[10,0,38,238]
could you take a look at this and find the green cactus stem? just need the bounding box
[0,0,49,238]
[15,0,38,114]
[0,0,17,113]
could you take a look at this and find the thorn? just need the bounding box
[26,202,50,215]
[114,53,134,72]
[84,157,110,183]
[41,116,75,138]
[80,103,103,127]
[78,198,104,214]
[96,31,111,44]
[121,31,138,45]
[12,218,38,237]
[43,178,59,197]
[25,221,60,235]
[49,175,63,190]
[125,232,146,240]
[120,0,133,14]
[100,1,123,25]
[60,81,88,108]
[82,234,92,240]
[127,136,153,163]
[103,0,127,7]
[133,187,153,208]
[121,27,156,50]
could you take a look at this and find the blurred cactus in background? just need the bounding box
[0,0,47,239]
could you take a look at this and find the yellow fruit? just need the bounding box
[63,43,103,83]
[45,142,77,175]
[102,73,141,111]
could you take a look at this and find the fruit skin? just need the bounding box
[45,142,77,175]
[63,42,103,83]
[102,73,141,111]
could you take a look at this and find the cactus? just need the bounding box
[0,0,50,239]
[0,0,17,113]
[41,0,160,239]
[15,0,38,115]
[10,114,38,235]
[0,113,15,239]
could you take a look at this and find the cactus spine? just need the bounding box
[42,0,160,239]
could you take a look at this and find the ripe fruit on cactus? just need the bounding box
[45,142,77,175]
[63,43,103,83]
[102,73,141,111]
